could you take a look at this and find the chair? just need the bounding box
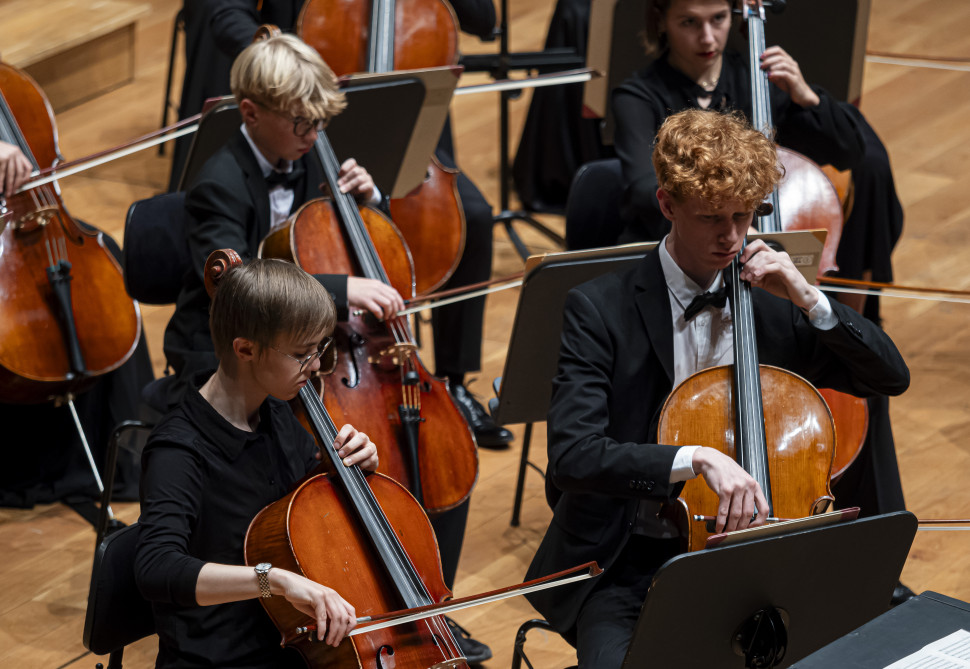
[564,158,625,251]
[92,191,192,541]
[122,191,190,307]
[83,523,154,668]
[121,191,190,413]
[511,619,577,669]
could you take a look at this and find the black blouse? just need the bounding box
[612,50,866,242]
[135,379,319,669]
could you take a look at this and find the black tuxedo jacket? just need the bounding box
[525,248,909,637]
[162,130,346,406]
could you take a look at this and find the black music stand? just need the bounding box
[176,67,459,196]
[459,0,585,260]
[793,591,970,668]
[623,511,918,668]
[489,243,657,526]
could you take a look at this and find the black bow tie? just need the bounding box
[683,287,728,321]
[265,162,304,188]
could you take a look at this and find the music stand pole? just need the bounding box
[489,0,567,260]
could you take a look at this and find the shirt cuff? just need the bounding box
[369,185,382,207]
[806,288,838,331]
[670,445,701,483]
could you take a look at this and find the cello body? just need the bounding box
[0,62,140,404]
[245,471,466,668]
[775,147,845,276]
[660,365,835,552]
[297,0,459,76]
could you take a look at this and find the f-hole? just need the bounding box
[377,644,395,668]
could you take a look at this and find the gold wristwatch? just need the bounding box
[254,562,273,598]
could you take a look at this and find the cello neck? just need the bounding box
[729,252,774,513]
[743,0,772,137]
[743,0,783,234]
[312,131,391,285]
[369,0,397,73]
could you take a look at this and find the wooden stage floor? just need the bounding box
[2,0,970,666]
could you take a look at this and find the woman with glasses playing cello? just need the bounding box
[137,257,380,668]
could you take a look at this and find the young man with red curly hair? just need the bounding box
[526,109,910,668]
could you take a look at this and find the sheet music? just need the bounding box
[884,629,970,668]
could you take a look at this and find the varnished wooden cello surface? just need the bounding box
[0,62,140,404]
[297,0,466,296]
[297,0,459,76]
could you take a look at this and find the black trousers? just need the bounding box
[574,536,681,669]
[431,170,494,379]
[429,498,470,590]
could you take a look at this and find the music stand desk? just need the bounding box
[622,511,918,668]
[490,243,656,525]
[792,591,970,668]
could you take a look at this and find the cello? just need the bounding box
[297,0,466,296]
[260,100,478,515]
[742,0,868,482]
[0,61,140,404]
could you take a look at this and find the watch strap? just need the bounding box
[255,563,273,598]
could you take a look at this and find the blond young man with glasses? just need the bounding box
[163,33,404,408]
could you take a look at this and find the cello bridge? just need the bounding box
[12,206,59,233]
[368,343,416,368]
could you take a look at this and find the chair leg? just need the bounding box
[512,619,559,669]
[95,420,154,546]
[105,646,125,669]
[510,423,534,527]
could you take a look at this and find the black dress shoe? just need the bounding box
[891,582,916,606]
[446,616,492,664]
[450,383,513,449]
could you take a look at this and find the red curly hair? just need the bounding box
[652,109,782,210]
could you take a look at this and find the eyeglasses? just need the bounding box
[284,114,328,138]
[253,100,328,137]
[272,336,334,373]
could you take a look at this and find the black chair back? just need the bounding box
[122,191,189,305]
[564,158,625,250]
[177,98,241,191]
[83,523,154,656]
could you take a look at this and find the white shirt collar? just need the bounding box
[657,235,725,312]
